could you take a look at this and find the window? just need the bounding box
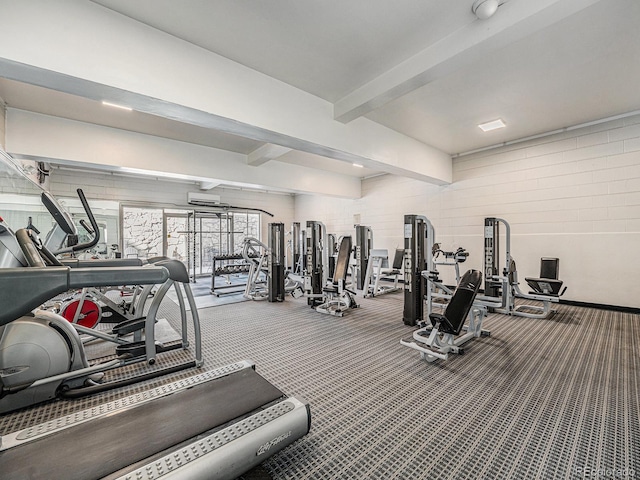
[121,206,164,259]
[120,206,261,277]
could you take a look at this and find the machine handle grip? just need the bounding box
[72,188,100,252]
[15,228,45,267]
[79,218,95,236]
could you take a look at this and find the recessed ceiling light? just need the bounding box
[102,100,132,111]
[353,163,364,168]
[478,119,506,132]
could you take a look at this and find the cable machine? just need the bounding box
[268,222,285,302]
[402,215,435,326]
[291,222,303,275]
[327,233,337,279]
[304,220,329,306]
[355,225,373,291]
[484,217,506,299]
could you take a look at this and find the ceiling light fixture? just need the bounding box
[353,163,364,168]
[472,0,500,19]
[478,119,506,132]
[101,100,133,111]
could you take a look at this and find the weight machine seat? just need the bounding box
[525,277,566,296]
[429,269,482,335]
[322,236,352,294]
[524,257,566,296]
[539,257,560,280]
[381,248,404,276]
[380,269,401,276]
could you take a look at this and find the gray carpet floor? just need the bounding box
[1,291,638,479]
[166,273,250,308]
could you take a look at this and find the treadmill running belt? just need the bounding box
[1,368,283,480]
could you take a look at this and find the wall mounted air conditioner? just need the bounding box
[187,192,221,206]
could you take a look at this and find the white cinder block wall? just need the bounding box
[295,114,640,308]
[49,168,296,247]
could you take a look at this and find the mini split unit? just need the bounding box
[187,192,221,206]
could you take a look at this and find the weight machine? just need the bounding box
[401,269,490,362]
[242,236,269,300]
[290,221,305,276]
[314,236,359,316]
[362,248,403,298]
[401,214,491,361]
[422,244,470,314]
[268,222,286,302]
[482,217,566,318]
[354,225,373,291]
[303,220,330,306]
[402,214,435,326]
[242,223,287,302]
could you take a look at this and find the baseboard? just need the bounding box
[475,286,639,314]
[558,299,639,314]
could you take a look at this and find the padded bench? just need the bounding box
[429,269,482,336]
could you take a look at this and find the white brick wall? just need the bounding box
[295,114,640,308]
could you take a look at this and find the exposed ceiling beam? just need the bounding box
[6,109,363,198]
[333,0,606,124]
[0,0,452,185]
[247,143,292,167]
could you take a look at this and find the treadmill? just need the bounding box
[0,360,311,480]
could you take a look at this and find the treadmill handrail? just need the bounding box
[68,266,168,288]
[61,258,144,268]
[0,265,169,326]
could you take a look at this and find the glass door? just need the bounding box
[200,215,222,276]
[165,211,191,266]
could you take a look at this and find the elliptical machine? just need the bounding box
[36,189,202,368]
[0,190,202,413]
